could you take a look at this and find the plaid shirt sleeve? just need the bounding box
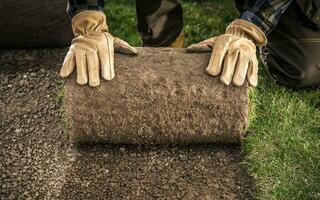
[240,0,294,34]
[67,0,105,18]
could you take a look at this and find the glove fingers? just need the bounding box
[186,43,212,52]
[247,56,259,87]
[87,51,100,87]
[206,42,228,76]
[100,34,115,81]
[60,50,75,78]
[186,37,216,52]
[74,48,88,85]
[114,37,138,55]
[232,54,249,86]
[220,50,239,86]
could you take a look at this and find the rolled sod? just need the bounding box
[0,0,73,48]
[65,48,250,144]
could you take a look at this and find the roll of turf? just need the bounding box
[0,0,73,48]
[64,48,250,144]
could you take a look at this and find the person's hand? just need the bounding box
[187,19,267,87]
[60,11,137,87]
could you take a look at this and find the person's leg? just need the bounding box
[260,1,320,88]
[135,0,183,47]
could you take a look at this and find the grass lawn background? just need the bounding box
[105,0,320,199]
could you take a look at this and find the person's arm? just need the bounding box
[67,0,105,18]
[239,0,295,34]
[187,0,294,87]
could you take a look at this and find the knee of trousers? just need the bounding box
[262,50,320,89]
[136,0,183,47]
[140,25,183,47]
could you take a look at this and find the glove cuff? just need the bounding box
[71,11,108,37]
[225,19,267,47]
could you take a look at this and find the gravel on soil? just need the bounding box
[0,48,255,200]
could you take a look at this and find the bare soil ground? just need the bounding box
[0,48,254,200]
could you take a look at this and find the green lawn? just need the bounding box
[105,0,320,199]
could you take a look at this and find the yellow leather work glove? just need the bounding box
[187,19,267,87]
[60,11,137,87]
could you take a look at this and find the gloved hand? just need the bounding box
[60,11,137,87]
[187,19,267,87]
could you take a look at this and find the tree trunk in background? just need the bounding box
[0,0,73,48]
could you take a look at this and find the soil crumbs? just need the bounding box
[0,48,254,200]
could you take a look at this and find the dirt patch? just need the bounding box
[61,144,254,199]
[0,48,255,199]
[0,1,72,48]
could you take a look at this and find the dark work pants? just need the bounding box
[260,1,320,88]
[135,0,183,47]
[136,0,320,88]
